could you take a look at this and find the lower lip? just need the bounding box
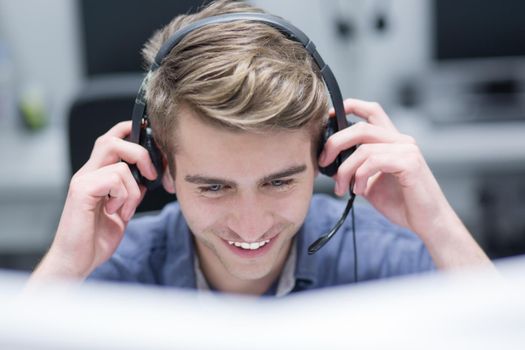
[223,236,277,258]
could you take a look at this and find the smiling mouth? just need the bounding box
[227,239,271,250]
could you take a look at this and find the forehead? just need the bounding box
[172,108,314,178]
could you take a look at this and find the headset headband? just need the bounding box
[131,12,347,143]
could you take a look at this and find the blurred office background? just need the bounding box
[0,0,524,271]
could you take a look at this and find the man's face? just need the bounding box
[165,109,316,282]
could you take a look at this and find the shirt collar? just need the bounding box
[162,212,197,289]
[293,224,318,290]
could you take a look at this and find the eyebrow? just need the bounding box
[184,164,308,186]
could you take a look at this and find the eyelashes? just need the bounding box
[197,179,296,195]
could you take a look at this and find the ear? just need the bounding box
[161,156,176,194]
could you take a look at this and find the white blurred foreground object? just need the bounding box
[1,258,524,350]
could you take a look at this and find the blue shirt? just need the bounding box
[89,194,434,293]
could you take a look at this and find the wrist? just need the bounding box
[415,206,491,269]
[415,203,464,243]
[32,247,91,281]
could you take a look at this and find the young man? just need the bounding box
[30,0,491,295]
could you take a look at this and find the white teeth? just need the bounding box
[227,239,271,250]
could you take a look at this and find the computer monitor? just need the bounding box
[433,0,525,61]
[428,0,525,123]
[78,0,211,77]
[1,258,524,349]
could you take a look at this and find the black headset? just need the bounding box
[129,12,357,256]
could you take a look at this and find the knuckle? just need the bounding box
[93,138,102,150]
[129,185,141,202]
[108,172,122,187]
[354,121,372,137]
[403,135,417,145]
[405,157,420,173]
[68,174,87,199]
[406,143,421,154]
[368,153,380,166]
[68,174,82,191]
[355,144,369,157]
[116,121,129,128]
[324,136,337,152]
[404,145,424,168]
[353,121,367,131]
[94,134,108,148]
[115,161,129,173]
[354,166,367,183]
[95,134,120,151]
[138,146,150,162]
[115,162,133,179]
[370,101,383,112]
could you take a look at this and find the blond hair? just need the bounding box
[142,0,329,167]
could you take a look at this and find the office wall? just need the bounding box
[0,0,430,124]
[253,0,429,106]
[0,0,82,125]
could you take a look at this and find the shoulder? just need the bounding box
[88,201,185,283]
[119,201,183,258]
[306,193,430,250]
[307,194,408,235]
[298,194,434,287]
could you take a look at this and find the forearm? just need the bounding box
[28,248,90,285]
[416,206,493,270]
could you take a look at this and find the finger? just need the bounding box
[73,162,142,221]
[105,178,129,216]
[331,144,368,197]
[352,151,419,196]
[331,99,397,131]
[117,163,144,222]
[333,143,416,196]
[80,132,158,181]
[106,121,133,139]
[123,186,147,221]
[319,122,415,167]
[101,162,143,221]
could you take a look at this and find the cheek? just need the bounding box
[273,185,314,225]
[175,186,220,235]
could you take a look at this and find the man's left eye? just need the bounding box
[207,184,223,192]
[269,179,293,187]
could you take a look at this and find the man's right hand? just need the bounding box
[30,121,158,281]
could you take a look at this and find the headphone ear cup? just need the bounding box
[318,117,340,177]
[130,125,164,190]
[140,126,164,190]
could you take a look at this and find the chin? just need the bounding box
[224,260,274,281]
[227,266,271,281]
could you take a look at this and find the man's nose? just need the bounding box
[226,192,273,242]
